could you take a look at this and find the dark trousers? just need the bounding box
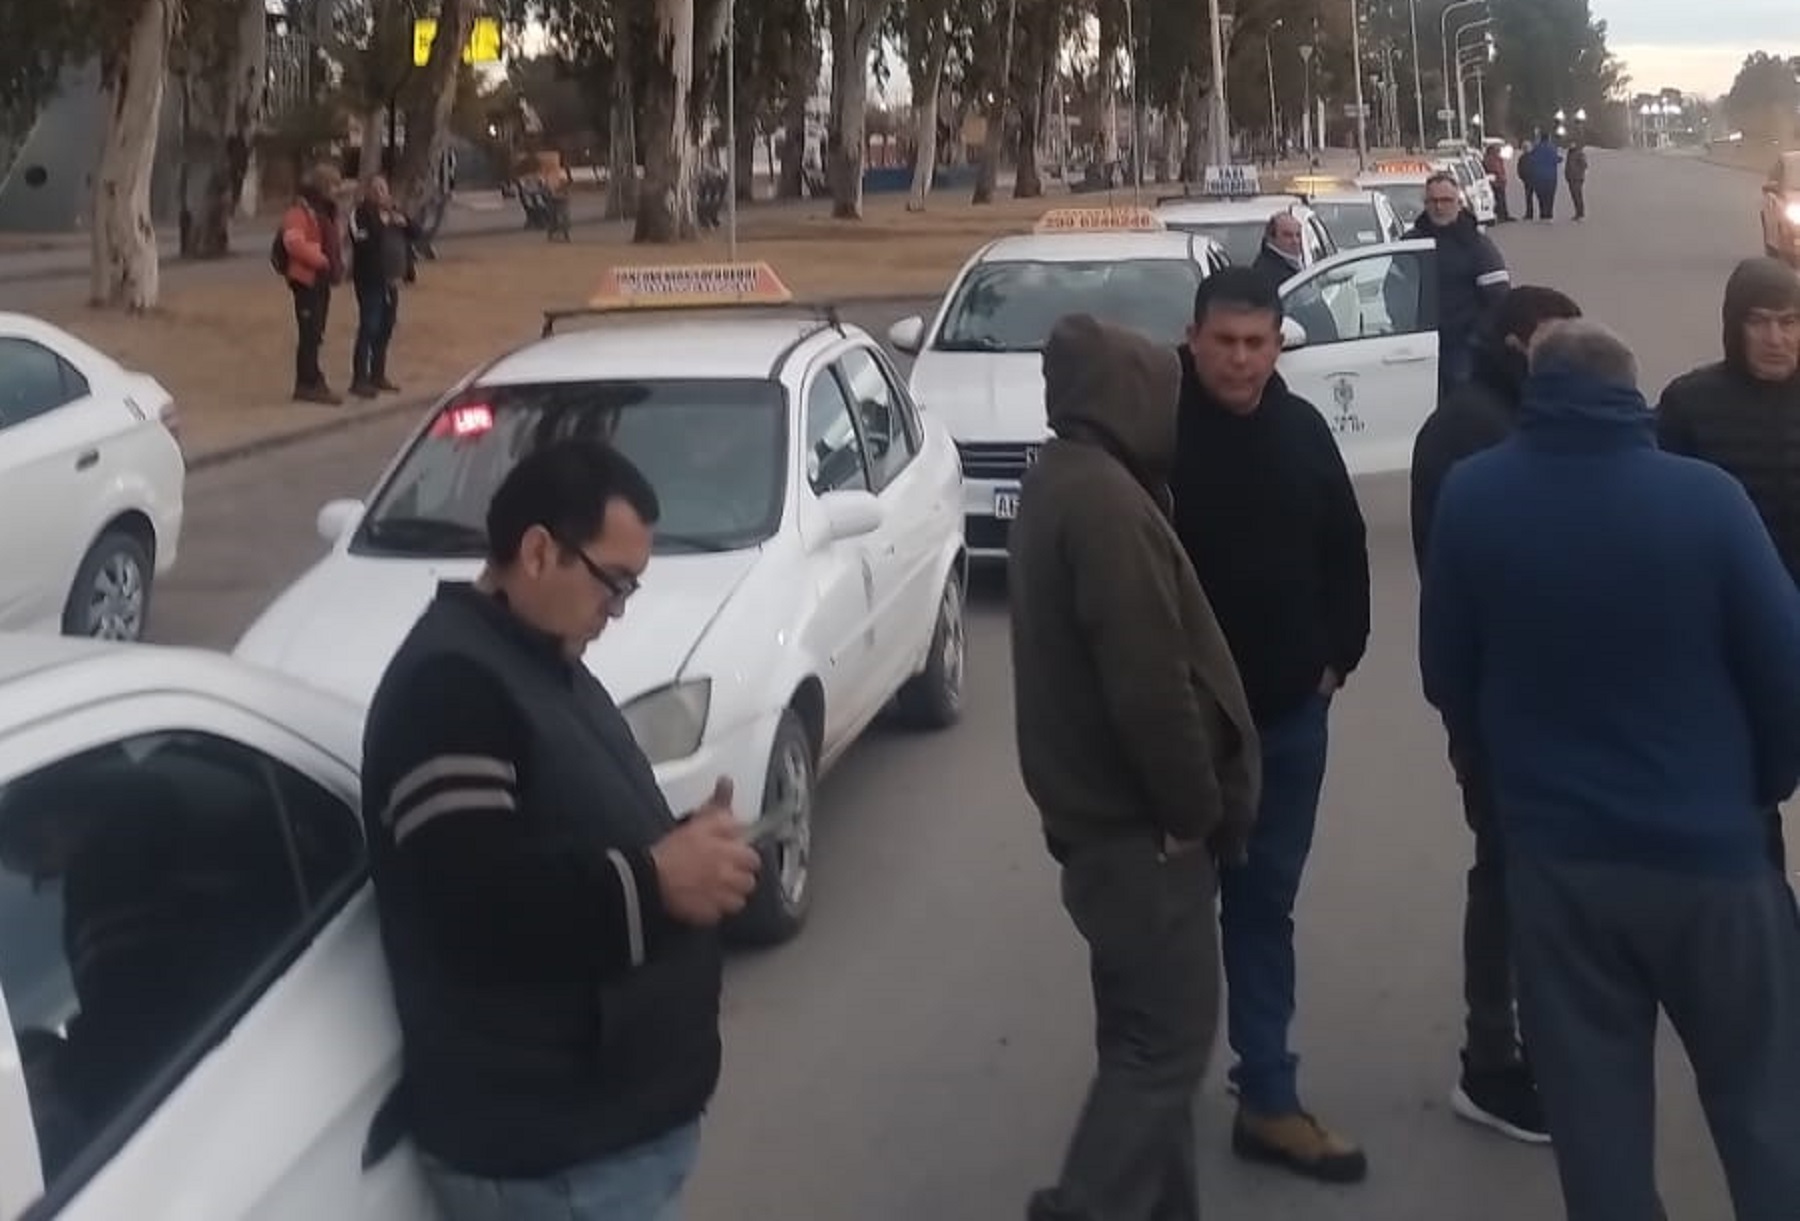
[1510,852,1800,1221]
[1534,183,1557,219]
[1493,182,1512,222]
[353,283,399,385]
[1457,764,1521,1071]
[1032,837,1221,1221]
[1438,334,1476,398]
[1221,692,1331,1115]
[290,280,330,390]
[1567,177,1586,219]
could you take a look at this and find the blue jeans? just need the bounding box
[352,283,398,386]
[1221,692,1332,1115]
[421,1121,701,1221]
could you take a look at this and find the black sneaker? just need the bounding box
[1452,1055,1551,1144]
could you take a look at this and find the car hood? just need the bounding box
[234,549,763,709]
[908,350,1050,443]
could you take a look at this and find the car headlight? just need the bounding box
[620,679,711,765]
[1786,202,1800,225]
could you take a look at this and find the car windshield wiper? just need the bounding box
[933,336,1017,352]
[358,515,488,554]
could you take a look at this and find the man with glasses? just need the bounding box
[360,438,761,1221]
[1407,172,1510,394]
[1656,257,1800,871]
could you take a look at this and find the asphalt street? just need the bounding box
[151,148,1786,1220]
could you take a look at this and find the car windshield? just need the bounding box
[933,258,1203,352]
[355,378,787,558]
[1367,183,1426,225]
[1163,219,1265,266]
[1311,202,1385,248]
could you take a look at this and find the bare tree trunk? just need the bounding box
[92,0,175,310]
[778,24,816,198]
[972,0,1018,205]
[906,19,950,210]
[393,0,472,215]
[606,15,639,220]
[826,0,881,219]
[358,108,384,185]
[1157,100,1181,181]
[1013,2,1055,199]
[1181,72,1205,181]
[1096,10,1120,163]
[689,0,729,142]
[635,0,697,242]
[734,115,757,201]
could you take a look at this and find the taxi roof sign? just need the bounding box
[1370,159,1436,175]
[1033,206,1164,233]
[1201,164,1263,196]
[586,261,794,309]
[1287,174,1345,196]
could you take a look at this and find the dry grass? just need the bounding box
[39,190,1077,460]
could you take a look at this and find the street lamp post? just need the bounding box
[1298,43,1315,153]
[1452,19,1491,139]
[1408,0,1426,148]
[1349,0,1368,169]
[1439,0,1485,139]
[1266,19,1282,152]
[725,0,738,259]
[1206,0,1231,166]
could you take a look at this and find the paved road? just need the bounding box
[151,149,1783,1219]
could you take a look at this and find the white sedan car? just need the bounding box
[236,264,968,945]
[0,634,435,1220]
[0,314,184,641]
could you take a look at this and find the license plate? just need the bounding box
[993,488,1022,520]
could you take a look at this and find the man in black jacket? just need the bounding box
[1252,211,1306,292]
[361,439,761,1221]
[1409,172,1511,394]
[348,174,417,398]
[1171,268,1372,1185]
[1656,256,1800,870]
[1408,284,1581,1149]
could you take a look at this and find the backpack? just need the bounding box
[270,228,290,277]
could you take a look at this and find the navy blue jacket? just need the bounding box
[1419,367,1800,875]
[1407,211,1508,357]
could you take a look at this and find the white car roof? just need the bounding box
[1356,171,1431,186]
[477,314,854,388]
[1309,190,1384,205]
[972,230,1217,263]
[1156,195,1310,223]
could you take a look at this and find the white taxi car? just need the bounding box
[886,206,1228,558]
[0,634,436,1220]
[0,315,184,642]
[1306,189,1407,250]
[1154,165,1338,267]
[236,263,968,945]
[1434,145,1499,225]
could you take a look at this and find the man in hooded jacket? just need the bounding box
[1409,285,1582,1148]
[1011,313,1260,1221]
[1656,257,1800,869]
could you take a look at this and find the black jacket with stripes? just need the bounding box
[360,582,722,1178]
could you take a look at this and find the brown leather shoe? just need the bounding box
[1231,1108,1368,1184]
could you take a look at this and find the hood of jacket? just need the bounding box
[1516,366,1655,452]
[1042,313,1181,484]
[1721,257,1800,379]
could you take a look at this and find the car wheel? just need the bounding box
[62,529,153,642]
[893,570,966,730]
[726,710,816,947]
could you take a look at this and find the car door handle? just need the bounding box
[1382,353,1432,365]
[75,449,98,470]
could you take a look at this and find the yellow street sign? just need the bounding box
[413,15,502,67]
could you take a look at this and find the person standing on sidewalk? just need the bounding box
[278,162,346,405]
[1011,313,1260,1221]
[361,439,761,1221]
[348,174,417,398]
[1420,318,1800,1221]
[1170,268,1372,1185]
[1655,256,1800,869]
[1564,140,1589,222]
[1409,285,1582,1147]
[1483,141,1512,223]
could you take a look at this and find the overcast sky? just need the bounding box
[1596,0,1799,96]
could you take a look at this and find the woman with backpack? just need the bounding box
[273,162,347,405]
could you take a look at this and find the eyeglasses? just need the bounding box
[560,541,640,606]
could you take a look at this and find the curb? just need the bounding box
[184,291,940,471]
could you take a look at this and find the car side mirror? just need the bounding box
[818,489,884,542]
[887,315,926,355]
[1280,316,1308,351]
[317,498,364,543]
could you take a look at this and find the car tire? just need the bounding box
[61,528,153,642]
[726,710,816,947]
[893,569,966,730]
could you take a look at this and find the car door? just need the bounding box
[832,344,937,699]
[0,338,108,633]
[797,365,885,752]
[1278,240,1440,476]
[0,692,435,1221]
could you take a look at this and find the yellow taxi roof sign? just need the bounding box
[1034,206,1165,233]
[586,261,794,310]
[1371,159,1435,175]
[1288,174,1345,194]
